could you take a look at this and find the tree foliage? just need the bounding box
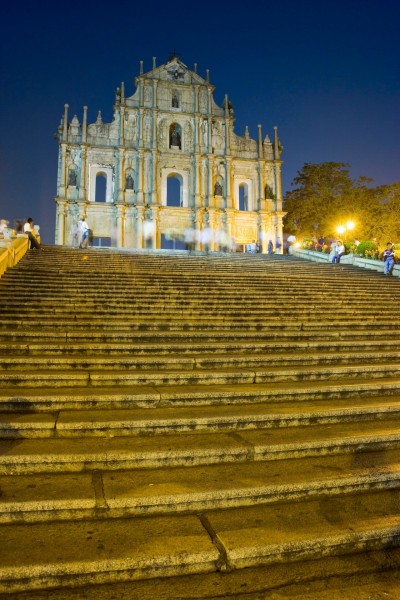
[283,162,400,243]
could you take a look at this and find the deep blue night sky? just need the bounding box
[1,0,399,243]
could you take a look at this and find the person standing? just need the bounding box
[78,217,89,249]
[24,218,42,250]
[383,242,395,276]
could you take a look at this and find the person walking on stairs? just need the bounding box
[79,217,89,249]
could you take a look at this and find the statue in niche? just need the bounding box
[172,92,179,108]
[214,181,223,196]
[125,174,134,190]
[169,123,181,149]
[264,184,274,199]
[144,87,152,103]
[68,169,77,187]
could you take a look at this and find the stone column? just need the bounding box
[119,106,125,145]
[79,146,87,201]
[62,104,69,141]
[124,205,134,248]
[225,208,235,250]
[194,209,202,250]
[152,82,158,205]
[59,145,67,198]
[152,206,159,249]
[56,201,66,245]
[82,106,87,143]
[225,157,232,209]
[136,205,144,248]
[116,204,124,247]
[274,161,283,211]
[117,148,124,203]
[137,149,144,204]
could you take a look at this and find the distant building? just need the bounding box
[54,56,284,251]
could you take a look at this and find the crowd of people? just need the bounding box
[303,236,398,276]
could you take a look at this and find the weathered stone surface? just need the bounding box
[1,248,400,597]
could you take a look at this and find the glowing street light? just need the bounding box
[336,220,355,242]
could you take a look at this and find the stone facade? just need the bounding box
[54,56,285,251]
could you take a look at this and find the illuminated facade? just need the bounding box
[54,55,284,251]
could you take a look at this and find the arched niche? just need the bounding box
[169,123,182,149]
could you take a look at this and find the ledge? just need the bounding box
[291,248,398,276]
[0,236,29,278]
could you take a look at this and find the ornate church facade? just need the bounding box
[54,56,284,251]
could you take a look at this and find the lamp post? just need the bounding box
[336,220,355,242]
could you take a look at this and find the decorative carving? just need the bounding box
[199,91,207,112]
[144,112,152,141]
[201,119,208,147]
[184,122,193,150]
[167,65,185,82]
[212,121,224,151]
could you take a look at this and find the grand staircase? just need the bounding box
[0,246,400,599]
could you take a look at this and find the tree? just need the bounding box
[283,162,382,241]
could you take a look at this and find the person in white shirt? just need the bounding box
[78,218,89,249]
[24,218,42,250]
[332,239,345,264]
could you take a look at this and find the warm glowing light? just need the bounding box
[295,242,301,248]
[336,225,345,235]
[346,220,355,231]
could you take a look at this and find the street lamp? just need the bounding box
[336,220,355,242]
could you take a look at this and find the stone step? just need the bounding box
[2,349,400,371]
[4,303,394,318]
[1,416,400,474]
[1,320,399,336]
[2,280,391,293]
[0,489,399,594]
[2,337,400,355]
[0,448,399,523]
[1,378,399,411]
[2,394,400,438]
[1,248,399,597]
[3,552,400,599]
[1,362,400,388]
